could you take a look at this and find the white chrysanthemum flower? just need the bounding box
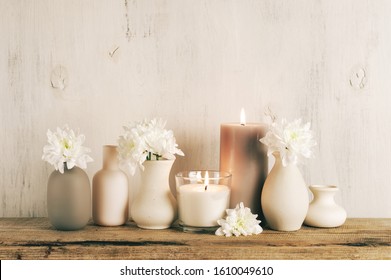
[117,118,184,176]
[143,118,184,160]
[42,125,93,174]
[260,118,316,166]
[117,124,148,175]
[215,202,263,237]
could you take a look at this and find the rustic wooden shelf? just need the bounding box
[0,218,390,260]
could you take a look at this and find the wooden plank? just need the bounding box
[0,218,390,260]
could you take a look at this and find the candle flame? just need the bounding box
[204,171,209,191]
[240,108,246,126]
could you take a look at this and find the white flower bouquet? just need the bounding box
[216,202,263,237]
[117,118,184,175]
[260,118,316,166]
[42,125,93,174]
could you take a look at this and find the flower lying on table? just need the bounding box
[42,125,93,174]
[117,118,184,175]
[215,202,263,237]
[260,117,316,166]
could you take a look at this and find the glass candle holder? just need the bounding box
[175,170,231,233]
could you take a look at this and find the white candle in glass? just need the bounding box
[176,171,231,228]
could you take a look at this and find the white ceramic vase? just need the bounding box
[92,145,129,226]
[261,153,309,231]
[131,159,177,229]
[304,185,347,228]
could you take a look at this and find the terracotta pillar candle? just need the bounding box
[220,109,268,219]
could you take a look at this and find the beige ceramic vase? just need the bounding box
[92,145,129,226]
[261,153,309,231]
[47,165,91,231]
[304,185,347,228]
[131,159,177,229]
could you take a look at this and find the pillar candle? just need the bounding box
[219,109,268,219]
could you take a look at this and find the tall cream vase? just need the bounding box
[92,145,129,226]
[261,153,309,231]
[131,159,177,229]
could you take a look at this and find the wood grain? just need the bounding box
[1,0,391,218]
[0,218,390,260]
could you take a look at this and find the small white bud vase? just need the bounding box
[304,185,347,228]
[131,159,177,229]
[92,145,129,226]
[47,165,91,231]
[261,153,309,231]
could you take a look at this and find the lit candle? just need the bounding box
[176,171,231,229]
[220,109,268,218]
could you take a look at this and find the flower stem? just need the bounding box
[146,152,163,161]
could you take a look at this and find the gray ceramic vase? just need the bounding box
[47,165,91,230]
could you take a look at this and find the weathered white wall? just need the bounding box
[1,0,390,218]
